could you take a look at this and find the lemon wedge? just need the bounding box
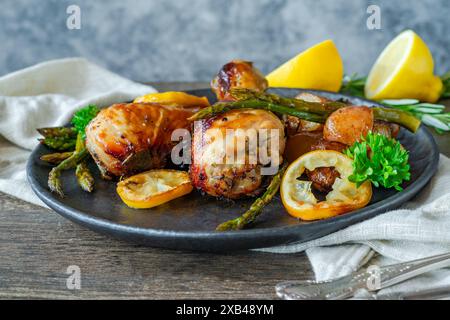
[266,40,344,92]
[365,30,443,103]
[117,170,193,209]
[134,91,210,107]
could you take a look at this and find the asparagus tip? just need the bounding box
[48,168,64,198]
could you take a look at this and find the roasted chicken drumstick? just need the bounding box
[86,102,200,178]
[211,60,268,101]
[190,109,286,199]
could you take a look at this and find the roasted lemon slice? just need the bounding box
[134,91,210,107]
[280,150,372,221]
[117,170,193,209]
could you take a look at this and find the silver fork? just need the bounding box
[276,252,450,300]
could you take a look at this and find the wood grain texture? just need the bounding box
[0,193,312,299]
[0,83,448,299]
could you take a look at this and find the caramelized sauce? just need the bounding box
[284,132,323,163]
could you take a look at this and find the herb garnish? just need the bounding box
[344,132,411,191]
[71,105,100,138]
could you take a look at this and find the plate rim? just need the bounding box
[26,89,441,247]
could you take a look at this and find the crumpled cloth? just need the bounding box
[259,155,450,297]
[0,58,155,206]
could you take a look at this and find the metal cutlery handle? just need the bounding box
[371,285,450,300]
[276,252,450,300]
[378,252,450,288]
[276,270,376,300]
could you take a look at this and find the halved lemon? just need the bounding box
[365,30,443,103]
[280,150,372,221]
[117,170,193,209]
[134,91,210,107]
[266,40,344,92]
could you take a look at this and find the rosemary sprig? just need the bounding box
[339,73,450,133]
[442,71,450,99]
[340,74,367,98]
[381,100,449,133]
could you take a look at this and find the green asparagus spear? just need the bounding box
[48,167,64,197]
[48,133,88,197]
[373,107,421,133]
[40,152,74,164]
[189,100,327,123]
[73,133,94,192]
[37,127,78,139]
[75,161,94,192]
[37,127,77,151]
[189,93,420,132]
[74,130,85,153]
[230,88,421,132]
[230,88,346,114]
[39,137,76,151]
[48,149,88,197]
[216,163,288,231]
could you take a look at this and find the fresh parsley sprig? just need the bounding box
[344,132,411,191]
[71,105,100,138]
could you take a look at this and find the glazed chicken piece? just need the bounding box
[306,167,341,193]
[284,92,326,136]
[305,139,346,193]
[191,109,286,199]
[86,103,199,178]
[211,60,268,101]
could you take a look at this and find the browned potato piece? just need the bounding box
[323,106,374,146]
[211,60,268,101]
[372,120,400,138]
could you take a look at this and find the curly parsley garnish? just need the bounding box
[71,105,100,138]
[344,132,411,191]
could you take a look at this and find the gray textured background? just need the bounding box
[0,0,448,82]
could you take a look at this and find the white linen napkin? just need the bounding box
[260,154,450,296]
[0,58,156,206]
[1,58,449,297]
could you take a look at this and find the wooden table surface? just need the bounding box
[1,83,449,299]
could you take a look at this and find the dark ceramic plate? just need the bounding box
[27,89,440,252]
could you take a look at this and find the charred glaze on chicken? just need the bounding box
[85,103,200,178]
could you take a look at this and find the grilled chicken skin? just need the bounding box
[86,103,199,178]
[191,109,286,199]
[211,60,268,101]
